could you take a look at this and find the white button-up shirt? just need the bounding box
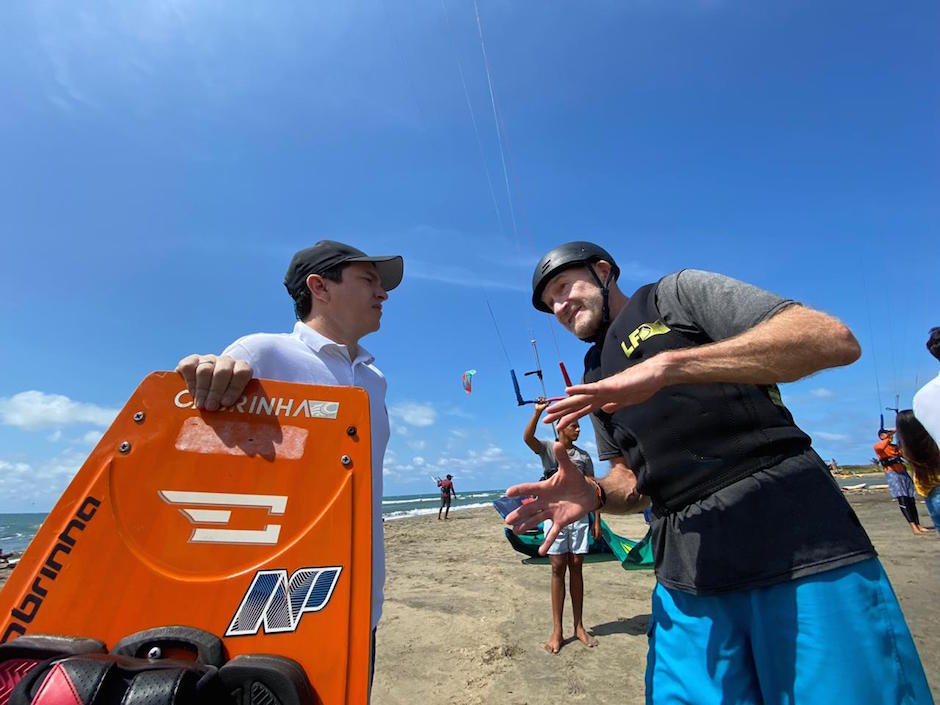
[913,372,940,449]
[223,320,389,629]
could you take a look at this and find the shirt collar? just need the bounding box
[293,321,375,366]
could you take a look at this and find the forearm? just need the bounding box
[658,305,860,387]
[596,460,648,514]
[523,410,543,448]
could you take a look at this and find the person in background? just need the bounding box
[895,410,940,537]
[523,398,599,654]
[874,428,930,535]
[437,474,458,520]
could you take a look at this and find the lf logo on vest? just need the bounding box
[621,320,671,358]
[226,567,343,636]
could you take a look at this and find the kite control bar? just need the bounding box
[507,340,573,406]
[559,361,573,387]
[509,368,566,406]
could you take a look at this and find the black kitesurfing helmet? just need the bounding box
[531,241,620,319]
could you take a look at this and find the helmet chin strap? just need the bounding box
[580,263,616,343]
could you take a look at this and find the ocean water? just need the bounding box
[381,489,505,521]
[0,490,505,556]
[0,514,47,555]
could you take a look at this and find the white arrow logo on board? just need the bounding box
[158,490,287,545]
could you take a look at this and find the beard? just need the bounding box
[572,310,603,342]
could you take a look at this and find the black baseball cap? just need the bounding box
[927,327,940,356]
[284,240,404,297]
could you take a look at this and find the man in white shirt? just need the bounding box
[912,327,940,446]
[175,240,403,696]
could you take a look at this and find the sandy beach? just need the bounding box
[372,485,939,704]
[0,483,936,703]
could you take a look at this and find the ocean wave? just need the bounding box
[382,497,438,506]
[383,502,491,521]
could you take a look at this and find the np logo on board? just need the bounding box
[226,567,343,636]
[621,320,671,358]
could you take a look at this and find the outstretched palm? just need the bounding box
[504,442,597,556]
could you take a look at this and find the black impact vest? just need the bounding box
[586,282,812,513]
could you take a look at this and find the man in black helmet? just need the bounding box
[505,243,931,704]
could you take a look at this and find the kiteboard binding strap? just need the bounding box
[0,635,107,705]
[112,626,225,667]
[1,627,316,705]
[219,654,316,705]
[8,649,227,705]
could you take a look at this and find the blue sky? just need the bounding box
[1,0,937,513]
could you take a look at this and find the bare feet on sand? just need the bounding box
[575,625,598,648]
[544,631,563,654]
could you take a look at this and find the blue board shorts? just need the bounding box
[646,558,933,704]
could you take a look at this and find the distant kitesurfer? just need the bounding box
[437,474,458,520]
[523,397,599,654]
[505,242,932,702]
[176,240,403,700]
[875,428,930,535]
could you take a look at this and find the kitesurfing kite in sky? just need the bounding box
[461,369,477,394]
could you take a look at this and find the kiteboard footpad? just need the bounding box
[0,628,316,705]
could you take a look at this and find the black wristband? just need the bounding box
[589,478,606,511]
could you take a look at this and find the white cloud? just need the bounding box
[810,388,834,398]
[388,402,436,428]
[47,429,63,442]
[481,446,504,460]
[443,406,475,420]
[0,450,88,511]
[812,431,851,442]
[406,259,529,293]
[82,430,104,444]
[408,439,426,451]
[434,444,514,479]
[0,391,118,430]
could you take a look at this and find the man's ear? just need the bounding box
[593,260,612,280]
[306,273,331,303]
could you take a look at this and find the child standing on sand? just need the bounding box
[523,398,600,654]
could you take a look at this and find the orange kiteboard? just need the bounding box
[0,373,373,704]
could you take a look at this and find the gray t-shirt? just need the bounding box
[595,269,796,461]
[586,270,874,594]
[537,439,594,480]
